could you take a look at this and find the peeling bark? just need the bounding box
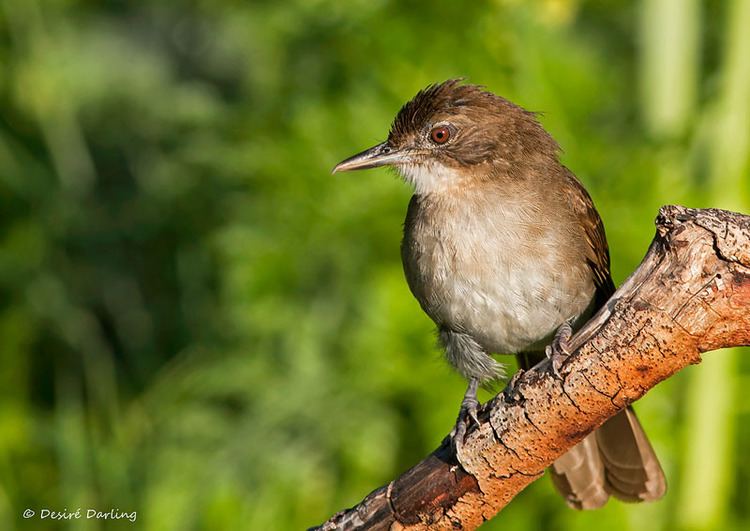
[312,206,750,531]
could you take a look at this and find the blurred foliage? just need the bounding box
[0,0,748,529]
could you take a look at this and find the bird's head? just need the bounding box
[333,79,560,194]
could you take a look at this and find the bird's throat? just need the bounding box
[398,161,470,195]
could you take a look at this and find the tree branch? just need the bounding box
[312,205,750,531]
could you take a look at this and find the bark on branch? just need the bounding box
[313,205,750,531]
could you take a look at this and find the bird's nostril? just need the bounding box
[382,146,392,154]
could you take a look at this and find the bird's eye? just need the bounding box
[430,126,450,144]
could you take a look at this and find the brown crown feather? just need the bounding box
[388,79,560,167]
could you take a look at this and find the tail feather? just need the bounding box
[516,353,666,509]
[596,407,667,502]
[549,435,609,510]
[550,408,666,509]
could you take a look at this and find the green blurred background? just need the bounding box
[0,0,748,529]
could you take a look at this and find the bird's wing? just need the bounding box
[563,167,616,306]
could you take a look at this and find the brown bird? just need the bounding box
[333,80,666,509]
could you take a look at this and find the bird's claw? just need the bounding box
[545,320,573,378]
[450,395,480,456]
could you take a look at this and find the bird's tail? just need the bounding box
[516,353,666,509]
[549,407,666,509]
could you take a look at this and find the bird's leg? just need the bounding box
[450,377,480,454]
[545,319,574,377]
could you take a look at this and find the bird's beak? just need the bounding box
[332,142,406,173]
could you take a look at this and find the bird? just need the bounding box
[332,79,666,509]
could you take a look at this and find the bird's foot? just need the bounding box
[449,378,480,457]
[545,320,574,378]
[450,396,479,456]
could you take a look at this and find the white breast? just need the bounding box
[402,185,595,354]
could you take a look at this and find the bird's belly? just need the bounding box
[425,271,581,353]
[404,230,595,354]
